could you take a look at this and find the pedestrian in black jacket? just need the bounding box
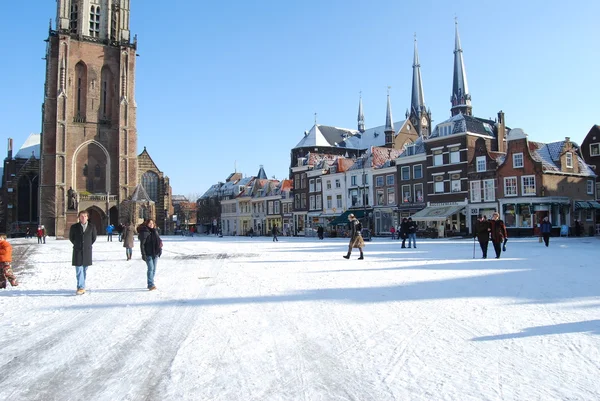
[69,210,97,295]
[138,219,162,291]
[475,215,491,258]
[399,218,409,248]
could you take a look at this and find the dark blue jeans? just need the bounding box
[145,256,158,288]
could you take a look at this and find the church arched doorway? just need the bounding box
[86,206,105,235]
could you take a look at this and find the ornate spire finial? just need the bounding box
[357,91,365,133]
[314,112,317,125]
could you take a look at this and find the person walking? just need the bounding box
[489,212,508,259]
[407,217,417,248]
[389,226,396,240]
[41,225,47,244]
[475,215,491,259]
[540,216,552,247]
[122,221,136,261]
[106,224,114,242]
[272,225,279,242]
[69,210,97,295]
[138,219,162,291]
[399,217,409,248]
[343,213,365,260]
[0,233,18,288]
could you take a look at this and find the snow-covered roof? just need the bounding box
[398,136,426,158]
[294,121,406,151]
[430,114,497,139]
[200,183,223,199]
[14,133,41,159]
[530,140,596,176]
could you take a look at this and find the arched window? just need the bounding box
[89,5,100,37]
[17,174,39,223]
[100,66,113,119]
[142,172,159,202]
[70,3,78,33]
[74,62,87,121]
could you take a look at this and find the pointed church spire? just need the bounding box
[384,87,394,148]
[450,19,472,116]
[357,92,365,133]
[411,34,426,117]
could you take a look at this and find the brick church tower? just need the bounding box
[40,0,138,236]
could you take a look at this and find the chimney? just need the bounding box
[7,138,13,160]
[497,111,506,153]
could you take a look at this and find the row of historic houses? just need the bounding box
[198,23,600,238]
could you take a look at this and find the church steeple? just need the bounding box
[409,35,430,137]
[450,20,472,117]
[357,92,365,133]
[56,0,131,43]
[384,88,394,148]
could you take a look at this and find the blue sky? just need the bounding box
[1,1,599,197]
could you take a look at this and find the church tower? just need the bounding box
[40,0,138,236]
[408,36,431,138]
[450,20,472,117]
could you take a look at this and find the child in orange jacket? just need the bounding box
[0,233,18,288]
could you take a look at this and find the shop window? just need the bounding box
[519,205,532,228]
[504,204,516,227]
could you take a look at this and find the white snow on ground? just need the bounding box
[1,234,599,401]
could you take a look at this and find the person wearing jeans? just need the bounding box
[138,219,162,291]
[407,217,417,248]
[69,210,97,295]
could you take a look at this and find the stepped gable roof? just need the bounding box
[14,133,41,159]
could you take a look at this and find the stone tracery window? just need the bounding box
[142,172,159,202]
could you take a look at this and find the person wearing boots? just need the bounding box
[489,212,508,259]
[475,215,491,258]
[122,221,136,261]
[399,217,409,248]
[343,213,365,260]
[540,216,552,247]
[406,217,417,248]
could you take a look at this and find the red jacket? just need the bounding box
[0,240,13,263]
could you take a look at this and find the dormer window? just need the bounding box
[565,152,573,168]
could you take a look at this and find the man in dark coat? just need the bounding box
[69,210,97,295]
[138,219,162,290]
[475,215,491,258]
[399,218,409,248]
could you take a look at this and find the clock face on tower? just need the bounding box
[421,116,428,126]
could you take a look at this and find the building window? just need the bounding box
[316,178,322,191]
[590,143,600,156]
[89,6,101,38]
[301,175,306,189]
[451,179,461,192]
[521,175,536,195]
[327,195,332,209]
[70,3,79,33]
[414,183,424,202]
[268,201,274,214]
[309,195,315,210]
[351,175,357,186]
[316,195,322,209]
[401,166,410,180]
[565,152,573,168]
[588,180,594,195]
[336,194,343,208]
[294,194,300,209]
[387,188,395,204]
[350,189,359,206]
[326,180,331,190]
[362,174,368,185]
[483,179,495,201]
[335,179,341,188]
[470,181,481,202]
[294,174,300,189]
[274,202,280,214]
[476,156,486,172]
[376,176,384,187]
[450,147,460,164]
[301,193,306,208]
[435,181,444,193]
[513,153,524,168]
[309,179,315,192]
[504,177,517,196]
[402,184,411,203]
[377,189,385,205]
[413,164,423,179]
[433,151,443,166]
[386,174,394,186]
[142,171,159,202]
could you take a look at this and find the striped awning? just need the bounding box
[588,201,600,209]
[574,201,591,210]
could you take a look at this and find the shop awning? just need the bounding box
[574,201,591,210]
[588,201,600,209]
[329,209,367,225]
[409,204,466,222]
